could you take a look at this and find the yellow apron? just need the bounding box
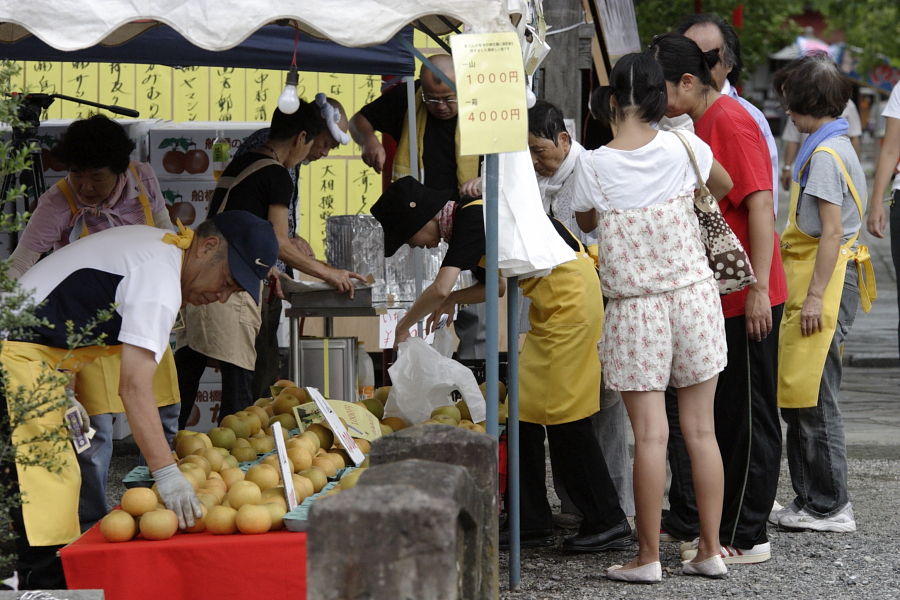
[3,342,114,546]
[57,164,179,415]
[777,147,876,409]
[518,237,603,425]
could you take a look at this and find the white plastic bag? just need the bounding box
[384,338,486,425]
[497,150,575,278]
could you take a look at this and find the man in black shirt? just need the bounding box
[350,53,484,357]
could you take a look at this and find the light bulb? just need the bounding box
[277,67,300,114]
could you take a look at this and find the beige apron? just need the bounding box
[175,158,279,370]
[777,147,876,408]
[57,165,179,414]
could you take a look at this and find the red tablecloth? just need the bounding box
[61,523,306,600]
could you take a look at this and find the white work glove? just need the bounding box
[152,463,201,529]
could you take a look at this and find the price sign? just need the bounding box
[451,31,528,156]
[271,422,298,510]
[305,387,365,466]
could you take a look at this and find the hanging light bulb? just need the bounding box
[277,67,300,114]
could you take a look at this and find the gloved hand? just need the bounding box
[65,387,90,430]
[152,463,201,529]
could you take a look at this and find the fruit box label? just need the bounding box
[292,399,382,442]
[304,388,366,466]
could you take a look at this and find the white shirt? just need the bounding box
[17,225,183,362]
[881,84,900,191]
[572,130,713,212]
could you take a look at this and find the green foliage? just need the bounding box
[0,60,114,577]
[633,0,805,83]
[813,0,900,72]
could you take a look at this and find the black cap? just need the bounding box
[370,176,454,257]
[211,211,279,303]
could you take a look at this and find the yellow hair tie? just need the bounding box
[161,219,195,250]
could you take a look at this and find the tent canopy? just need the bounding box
[0,0,519,52]
[0,24,415,75]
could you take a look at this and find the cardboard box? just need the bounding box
[184,367,224,433]
[1,119,164,178]
[147,121,264,179]
[156,178,217,228]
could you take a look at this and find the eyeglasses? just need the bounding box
[421,92,457,106]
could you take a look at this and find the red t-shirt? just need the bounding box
[694,96,787,318]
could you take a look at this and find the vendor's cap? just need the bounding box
[211,211,278,303]
[371,176,455,257]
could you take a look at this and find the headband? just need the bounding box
[315,93,349,145]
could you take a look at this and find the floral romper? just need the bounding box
[596,192,727,391]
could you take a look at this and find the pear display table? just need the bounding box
[60,523,307,599]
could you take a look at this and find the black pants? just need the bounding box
[891,192,900,358]
[520,416,626,535]
[663,304,783,548]
[251,297,284,400]
[175,346,252,429]
[0,391,66,590]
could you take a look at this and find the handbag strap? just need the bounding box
[215,157,282,214]
[671,131,716,212]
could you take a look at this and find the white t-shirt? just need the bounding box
[881,84,900,191]
[572,130,713,212]
[16,225,183,362]
[782,99,863,143]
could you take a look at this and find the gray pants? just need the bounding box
[780,265,858,518]
[552,387,635,517]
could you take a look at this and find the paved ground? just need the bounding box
[498,149,900,598]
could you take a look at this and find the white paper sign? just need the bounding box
[377,309,436,349]
[271,422,297,510]
[305,387,365,466]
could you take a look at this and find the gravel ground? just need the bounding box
[499,448,900,599]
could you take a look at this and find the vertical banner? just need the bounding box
[307,158,347,258]
[247,69,281,122]
[346,161,376,216]
[98,63,135,113]
[24,61,62,119]
[451,32,528,155]
[135,64,172,120]
[211,67,246,121]
[61,62,99,119]
[173,66,209,122]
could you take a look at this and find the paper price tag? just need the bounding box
[378,309,436,349]
[271,422,297,510]
[451,31,528,155]
[305,387,365,466]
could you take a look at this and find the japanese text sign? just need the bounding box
[451,32,528,155]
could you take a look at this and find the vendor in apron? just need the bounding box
[7,114,180,530]
[773,55,876,532]
[371,176,630,551]
[3,211,278,590]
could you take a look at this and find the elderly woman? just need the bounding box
[9,114,180,530]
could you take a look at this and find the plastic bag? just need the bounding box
[384,337,486,425]
[497,150,576,278]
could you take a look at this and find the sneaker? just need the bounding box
[768,500,785,525]
[778,503,857,533]
[681,540,772,564]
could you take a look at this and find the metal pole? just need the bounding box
[289,316,299,383]
[506,276,520,590]
[483,154,499,438]
[404,75,425,338]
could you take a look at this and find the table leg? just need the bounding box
[289,316,299,383]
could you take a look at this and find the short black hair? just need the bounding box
[589,51,667,126]
[676,13,743,85]
[268,99,324,142]
[773,55,851,118]
[648,33,718,88]
[50,114,134,174]
[528,101,567,145]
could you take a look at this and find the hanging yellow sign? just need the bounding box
[450,31,527,156]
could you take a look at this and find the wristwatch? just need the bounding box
[781,164,792,171]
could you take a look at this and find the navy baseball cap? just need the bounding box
[211,211,279,303]
[371,176,455,257]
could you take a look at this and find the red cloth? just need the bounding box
[694,96,787,318]
[61,523,306,600]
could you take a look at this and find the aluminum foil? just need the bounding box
[325,215,447,304]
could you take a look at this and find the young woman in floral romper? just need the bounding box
[573,51,733,583]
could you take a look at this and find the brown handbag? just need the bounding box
[673,131,757,295]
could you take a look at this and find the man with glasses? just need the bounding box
[350,53,484,358]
